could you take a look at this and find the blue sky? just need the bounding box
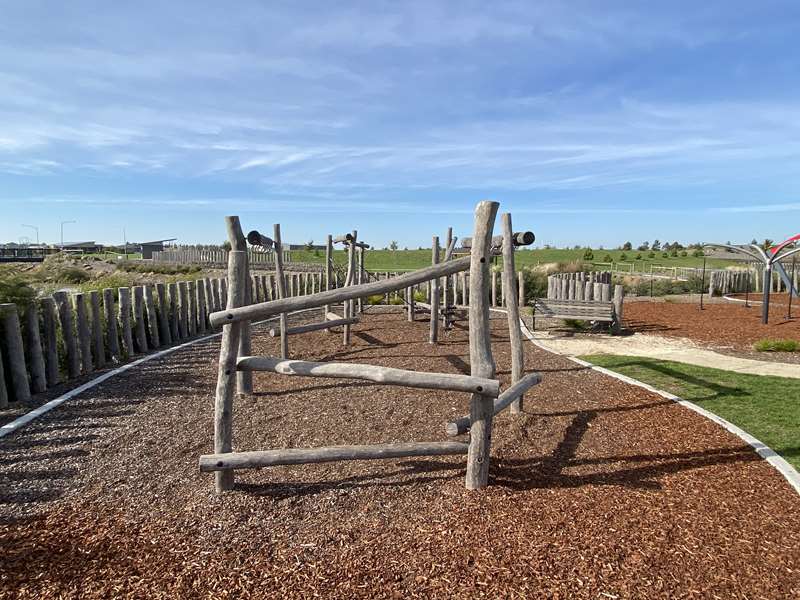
[2,1,800,248]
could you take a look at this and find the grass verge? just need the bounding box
[754,339,799,352]
[579,354,800,470]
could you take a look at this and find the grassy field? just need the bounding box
[289,247,737,272]
[580,354,800,470]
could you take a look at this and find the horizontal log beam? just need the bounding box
[462,231,535,249]
[199,441,469,472]
[446,372,542,436]
[333,234,354,244]
[237,355,500,396]
[210,255,472,327]
[268,317,358,337]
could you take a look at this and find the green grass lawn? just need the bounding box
[579,355,800,470]
[288,248,736,272]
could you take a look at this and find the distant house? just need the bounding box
[136,238,177,259]
[56,241,103,254]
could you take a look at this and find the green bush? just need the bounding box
[563,319,588,330]
[389,295,405,305]
[754,339,799,352]
[117,262,201,275]
[413,290,427,302]
[635,253,642,260]
[582,248,594,260]
[619,252,628,261]
[648,251,656,259]
[367,294,384,305]
[0,271,36,307]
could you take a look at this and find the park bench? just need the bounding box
[531,298,617,331]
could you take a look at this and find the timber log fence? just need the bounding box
[0,270,361,408]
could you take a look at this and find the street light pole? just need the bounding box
[60,220,76,250]
[22,224,39,244]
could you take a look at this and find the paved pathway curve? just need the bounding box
[531,330,800,379]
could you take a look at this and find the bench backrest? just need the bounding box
[532,298,614,320]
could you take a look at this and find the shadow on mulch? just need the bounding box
[493,409,758,492]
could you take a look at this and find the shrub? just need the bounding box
[635,253,642,260]
[582,248,594,260]
[681,250,688,257]
[692,249,704,258]
[389,295,404,305]
[413,290,427,302]
[367,294,384,305]
[0,271,36,307]
[754,339,799,352]
[648,251,656,258]
[563,319,588,331]
[619,252,628,261]
[602,254,613,262]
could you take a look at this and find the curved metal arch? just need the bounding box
[703,243,765,264]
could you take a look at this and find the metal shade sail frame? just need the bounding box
[704,238,800,324]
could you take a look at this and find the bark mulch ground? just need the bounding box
[1,310,798,599]
[625,300,800,351]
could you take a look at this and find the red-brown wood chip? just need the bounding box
[626,300,800,350]
[1,310,798,599]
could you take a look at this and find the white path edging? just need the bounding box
[0,308,322,440]
[490,308,800,496]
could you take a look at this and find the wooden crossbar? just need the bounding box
[199,441,469,471]
[446,372,542,436]
[237,356,501,396]
[532,299,614,322]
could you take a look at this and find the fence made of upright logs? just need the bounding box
[0,270,338,409]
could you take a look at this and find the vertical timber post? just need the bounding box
[465,200,499,490]
[501,214,525,414]
[103,288,121,362]
[430,236,440,344]
[273,224,289,359]
[227,216,252,395]
[214,249,248,493]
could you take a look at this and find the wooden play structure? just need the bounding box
[199,201,540,492]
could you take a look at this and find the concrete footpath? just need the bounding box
[532,331,800,379]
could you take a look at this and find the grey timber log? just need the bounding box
[0,342,6,407]
[203,278,214,317]
[167,283,180,340]
[221,277,228,307]
[501,213,526,415]
[0,304,31,402]
[343,230,357,346]
[246,230,274,248]
[118,287,135,357]
[613,284,624,333]
[568,278,576,301]
[133,286,148,353]
[226,215,252,395]
[74,293,93,373]
[210,255,472,327]
[211,279,221,313]
[601,283,611,302]
[273,223,289,359]
[460,271,468,306]
[584,279,593,301]
[24,302,47,393]
[196,280,207,333]
[430,236,440,343]
[177,281,189,340]
[188,280,198,336]
[560,278,568,300]
[446,372,543,436]
[213,249,248,492]
[462,231,534,249]
[269,317,359,337]
[53,291,80,378]
[89,291,105,367]
[326,311,344,321]
[491,270,498,306]
[41,298,60,386]
[155,283,171,345]
[238,356,500,395]
[200,442,469,472]
[518,270,525,309]
[103,288,121,362]
[333,233,354,244]
[407,286,415,321]
[593,282,602,304]
[144,285,160,348]
[465,200,499,490]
